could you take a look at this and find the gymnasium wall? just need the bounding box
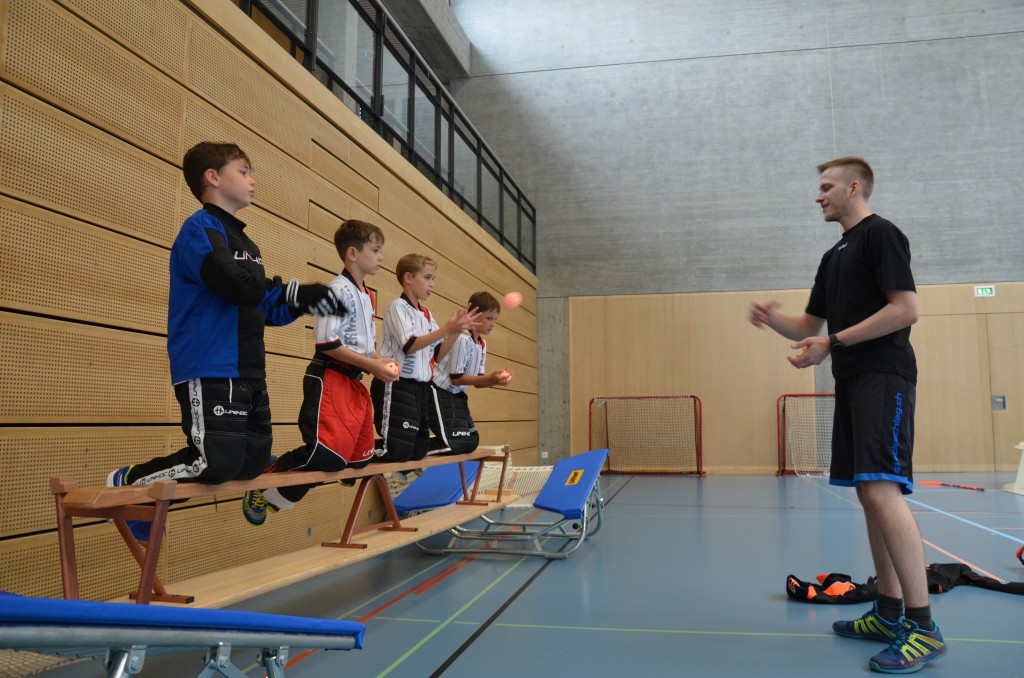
[0,0,536,600]
[449,0,1024,459]
[569,283,1024,473]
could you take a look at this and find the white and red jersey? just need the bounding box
[314,269,376,369]
[432,331,486,394]
[379,294,439,382]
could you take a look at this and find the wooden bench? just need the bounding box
[50,446,513,607]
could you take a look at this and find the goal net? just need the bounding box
[588,395,703,475]
[777,393,835,477]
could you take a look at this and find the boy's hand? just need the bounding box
[443,306,483,335]
[490,369,513,386]
[370,358,400,383]
[286,279,347,317]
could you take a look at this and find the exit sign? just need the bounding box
[974,285,996,298]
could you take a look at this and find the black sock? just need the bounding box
[876,593,903,622]
[905,605,933,631]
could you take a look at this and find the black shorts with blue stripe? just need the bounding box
[830,373,916,495]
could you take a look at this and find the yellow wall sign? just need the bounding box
[565,470,583,486]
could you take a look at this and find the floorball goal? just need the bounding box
[777,393,835,477]
[588,395,703,475]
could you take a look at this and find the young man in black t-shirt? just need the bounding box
[750,157,946,673]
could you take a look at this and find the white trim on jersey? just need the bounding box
[432,331,486,394]
[379,295,439,382]
[315,271,376,361]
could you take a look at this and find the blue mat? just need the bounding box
[533,448,608,520]
[393,462,480,515]
[0,591,364,649]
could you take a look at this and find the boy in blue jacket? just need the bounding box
[108,142,343,489]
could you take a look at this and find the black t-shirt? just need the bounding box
[806,214,917,382]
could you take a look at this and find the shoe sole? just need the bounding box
[869,643,947,674]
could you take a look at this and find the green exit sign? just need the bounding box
[974,285,996,298]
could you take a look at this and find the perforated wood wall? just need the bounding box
[0,0,537,600]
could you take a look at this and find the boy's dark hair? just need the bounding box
[396,253,436,285]
[334,219,384,261]
[182,142,249,201]
[468,291,500,314]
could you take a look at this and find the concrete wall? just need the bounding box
[448,0,1024,457]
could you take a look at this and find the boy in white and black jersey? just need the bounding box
[243,220,399,525]
[371,254,480,464]
[428,291,513,455]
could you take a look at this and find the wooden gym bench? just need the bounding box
[0,590,365,678]
[50,446,514,607]
[396,448,608,560]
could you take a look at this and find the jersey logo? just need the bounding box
[233,250,263,264]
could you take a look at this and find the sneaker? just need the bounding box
[107,465,134,487]
[833,603,901,642]
[390,471,409,484]
[869,618,947,673]
[242,489,277,526]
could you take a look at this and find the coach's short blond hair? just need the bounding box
[817,156,874,200]
[396,253,437,285]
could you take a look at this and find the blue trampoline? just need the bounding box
[401,448,609,559]
[0,592,364,677]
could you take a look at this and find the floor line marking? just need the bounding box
[907,497,1024,545]
[488,622,1024,644]
[921,538,1004,582]
[376,559,529,677]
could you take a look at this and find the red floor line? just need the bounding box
[275,557,479,674]
[274,509,542,675]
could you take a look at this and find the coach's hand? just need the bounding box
[787,336,830,368]
[749,300,781,329]
[286,279,347,317]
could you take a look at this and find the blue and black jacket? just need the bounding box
[167,204,298,384]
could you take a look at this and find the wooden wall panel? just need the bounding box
[912,314,994,471]
[570,283,1024,473]
[311,141,379,211]
[987,313,1024,469]
[186,15,316,163]
[0,83,181,246]
[570,291,815,472]
[3,0,183,160]
[0,196,168,333]
[0,312,172,424]
[57,0,190,80]
[476,420,538,452]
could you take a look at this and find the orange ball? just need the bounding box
[502,291,522,310]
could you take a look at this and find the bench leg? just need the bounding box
[118,501,193,605]
[323,475,415,549]
[53,489,80,600]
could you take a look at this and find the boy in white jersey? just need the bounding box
[243,220,399,525]
[371,254,479,464]
[429,291,514,455]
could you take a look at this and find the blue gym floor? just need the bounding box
[37,472,1023,677]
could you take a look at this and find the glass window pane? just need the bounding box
[439,114,451,183]
[317,2,374,106]
[521,210,535,264]
[481,161,500,238]
[453,129,477,209]
[503,187,518,246]
[413,82,436,169]
[381,46,409,139]
[258,0,307,35]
